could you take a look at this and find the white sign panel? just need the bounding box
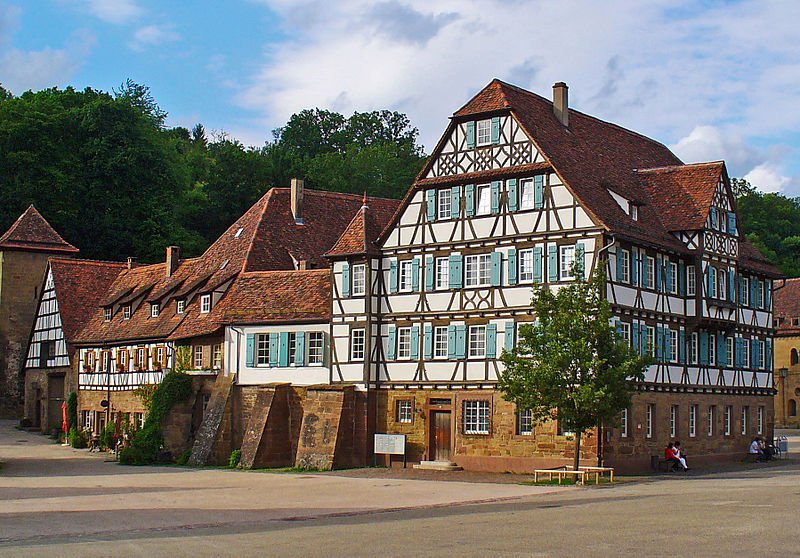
[374,433,406,455]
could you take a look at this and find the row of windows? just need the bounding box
[385,324,502,361]
[245,331,326,368]
[631,403,765,439]
[191,344,223,370]
[103,294,212,323]
[708,206,737,235]
[426,176,545,222]
[83,346,170,372]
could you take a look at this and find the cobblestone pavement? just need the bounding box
[2,421,799,557]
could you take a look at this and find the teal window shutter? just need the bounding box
[533,246,543,283]
[465,184,475,217]
[534,175,544,209]
[426,189,437,222]
[507,248,517,285]
[678,262,686,295]
[386,326,396,360]
[451,185,461,218]
[728,211,737,235]
[278,332,290,367]
[425,256,434,291]
[656,326,663,361]
[411,257,420,292]
[706,266,713,298]
[678,329,685,363]
[295,331,305,366]
[486,324,497,358]
[710,207,718,229]
[750,339,757,368]
[455,325,466,359]
[632,323,640,354]
[507,179,518,212]
[341,262,350,298]
[642,254,649,288]
[615,319,622,337]
[410,326,420,360]
[269,333,279,367]
[504,321,515,352]
[749,278,756,308]
[640,324,648,355]
[447,325,457,360]
[448,254,463,289]
[614,248,623,282]
[631,252,639,286]
[491,116,500,144]
[666,260,673,292]
[491,181,501,214]
[735,338,742,367]
[548,245,558,282]
[664,328,671,361]
[423,325,433,360]
[766,338,773,370]
[718,333,727,367]
[728,269,735,302]
[490,251,502,286]
[389,259,398,294]
[245,334,255,367]
[466,121,475,148]
[699,332,709,365]
[765,280,771,309]
[575,243,585,278]
[655,257,662,291]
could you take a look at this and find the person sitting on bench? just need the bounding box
[750,437,767,462]
[674,441,689,470]
[664,442,684,471]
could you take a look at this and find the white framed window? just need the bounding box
[465,254,491,287]
[150,303,160,318]
[177,299,185,314]
[517,408,533,435]
[123,305,131,320]
[727,337,734,367]
[690,332,698,364]
[212,344,222,369]
[757,406,764,435]
[743,340,750,368]
[85,351,95,370]
[155,346,165,368]
[396,400,413,423]
[741,277,750,306]
[435,257,449,290]
[687,265,696,296]
[256,334,270,366]
[646,257,655,289]
[689,404,697,437]
[708,405,715,436]
[646,326,655,357]
[437,189,451,219]
[193,345,203,369]
[709,334,716,366]
[397,327,412,359]
[434,326,448,359]
[463,400,490,434]
[670,405,678,438]
[560,245,576,280]
[620,408,628,438]
[288,332,297,365]
[519,249,534,282]
[724,405,732,436]
[399,260,413,292]
[476,119,491,146]
[520,179,534,210]
[476,184,491,215]
[741,406,749,435]
[670,330,678,363]
[646,404,654,439]
[468,325,487,358]
[630,204,638,221]
[718,269,726,300]
[620,249,631,283]
[621,323,631,346]
[103,308,112,322]
[136,347,147,369]
[350,329,366,361]
[308,332,324,366]
[200,294,211,314]
[669,262,678,294]
[759,340,765,369]
[117,349,129,370]
[352,264,366,296]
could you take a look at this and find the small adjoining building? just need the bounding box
[773,277,800,426]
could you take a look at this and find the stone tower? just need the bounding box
[0,206,78,418]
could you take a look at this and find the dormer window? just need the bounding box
[234,227,244,239]
[177,299,185,314]
[151,303,160,318]
[123,305,131,320]
[103,308,112,322]
[630,204,638,221]
[200,294,211,314]
[220,259,229,270]
[476,119,491,146]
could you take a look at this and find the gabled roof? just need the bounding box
[775,277,800,336]
[0,205,78,254]
[326,197,401,258]
[739,238,782,278]
[48,258,126,344]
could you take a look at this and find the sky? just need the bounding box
[2,0,800,196]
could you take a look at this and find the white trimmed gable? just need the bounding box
[25,267,69,369]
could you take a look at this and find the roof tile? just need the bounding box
[0,205,79,254]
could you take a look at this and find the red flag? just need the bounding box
[61,401,68,434]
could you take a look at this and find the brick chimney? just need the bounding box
[166,246,180,277]
[553,82,569,127]
[291,178,304,224]
[127,257,137,270]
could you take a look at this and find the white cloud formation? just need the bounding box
[236,0,800,196]
[81,0,142,25]
[743,164,792,194]
[129,24,180,51]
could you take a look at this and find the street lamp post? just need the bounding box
[779,367,788,426]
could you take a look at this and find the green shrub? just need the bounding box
[100,421,116,450]
[229,449,241,468]
[68,427,87,449]
[66,392,78,432]
[176,448,192,465]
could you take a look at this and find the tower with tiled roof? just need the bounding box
[0,205,78,418]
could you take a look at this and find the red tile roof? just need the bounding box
[48,258,126,344]
[0,206,78,254]
[326,197,401,258]
[775,277,800,336]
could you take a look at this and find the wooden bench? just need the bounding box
[533,468,589,485]
[578,466,615,484]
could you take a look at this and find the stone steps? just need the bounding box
[414,460,463,471]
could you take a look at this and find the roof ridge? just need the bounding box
[272,187,398,203]
[0,205,79,253]
[637,161,724,173]
[240,268,330,277]
[51,257,127,267]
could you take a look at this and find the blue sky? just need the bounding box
[2,0,800,196]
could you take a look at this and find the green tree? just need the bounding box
[498,264,651,472]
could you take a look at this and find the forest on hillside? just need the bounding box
[0,82,798,277]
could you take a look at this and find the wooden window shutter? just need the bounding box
[465,184,475,217]
[389,259,398,294]
[614,247,623,281]
[447,325,457,360]
[655,256,662,291]
[386,326,396,360]
[490,251,502,286]
[202,345,211,369]
[656,326,663,361]
[410,326,420,360]
[631,251,639,286]
[632,323,640,356]
[533,246,543,283]
[718,333,727,366]
[576,242,585,278]
[548,245,558,282]
[269,333,279,367]
[295,331,306,366]
[491,116,500,144]
[534,175,544,209]
[278,332,290,367]
[678,261,686,295]
[341,262,350,298]
[424,256,434,291]
[450,185,461,217]
[507,248,517,286]
[678,329,685,363]
[455,325,466,359]
[486,324,497,358]
[411,257,420,292]
[490,181,501,214]
[699,332,709,365]
[507,179,517,212]
[423,325,433,360]
[504,321,515,352]
[465,121,475,148]
[448,254,463,289]
[426,189,437,221]
[245,334,255,367]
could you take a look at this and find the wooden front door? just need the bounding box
[47,376,65,432]
[431,411,452,461]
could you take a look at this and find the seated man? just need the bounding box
[749,437,765,462]
[664,442,682,471]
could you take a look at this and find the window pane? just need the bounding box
[435,258,449,290]
[520,180,534,209]
[438,189,451,219]
[519,249,534,282]
[434,326,448,358]
[477,185,491,215]
[468,326,486,357]
[308,332,324,365]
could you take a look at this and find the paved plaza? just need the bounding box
[1,421,799,557]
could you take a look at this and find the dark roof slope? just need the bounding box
[775,278,800,336]
[0,205,79,254]
[326,197,401,258]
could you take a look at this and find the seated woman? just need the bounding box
[664,442,683,471]
[673,441,688,470]
[749,437,765,462]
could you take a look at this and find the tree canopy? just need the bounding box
[498,265,650,471]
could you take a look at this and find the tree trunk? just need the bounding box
[573,430,582,473]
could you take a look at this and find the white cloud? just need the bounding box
[129,24,180,52]
[743,164,791,194]
[81,0,142,25]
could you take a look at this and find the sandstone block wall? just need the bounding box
[774,334,800,427]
